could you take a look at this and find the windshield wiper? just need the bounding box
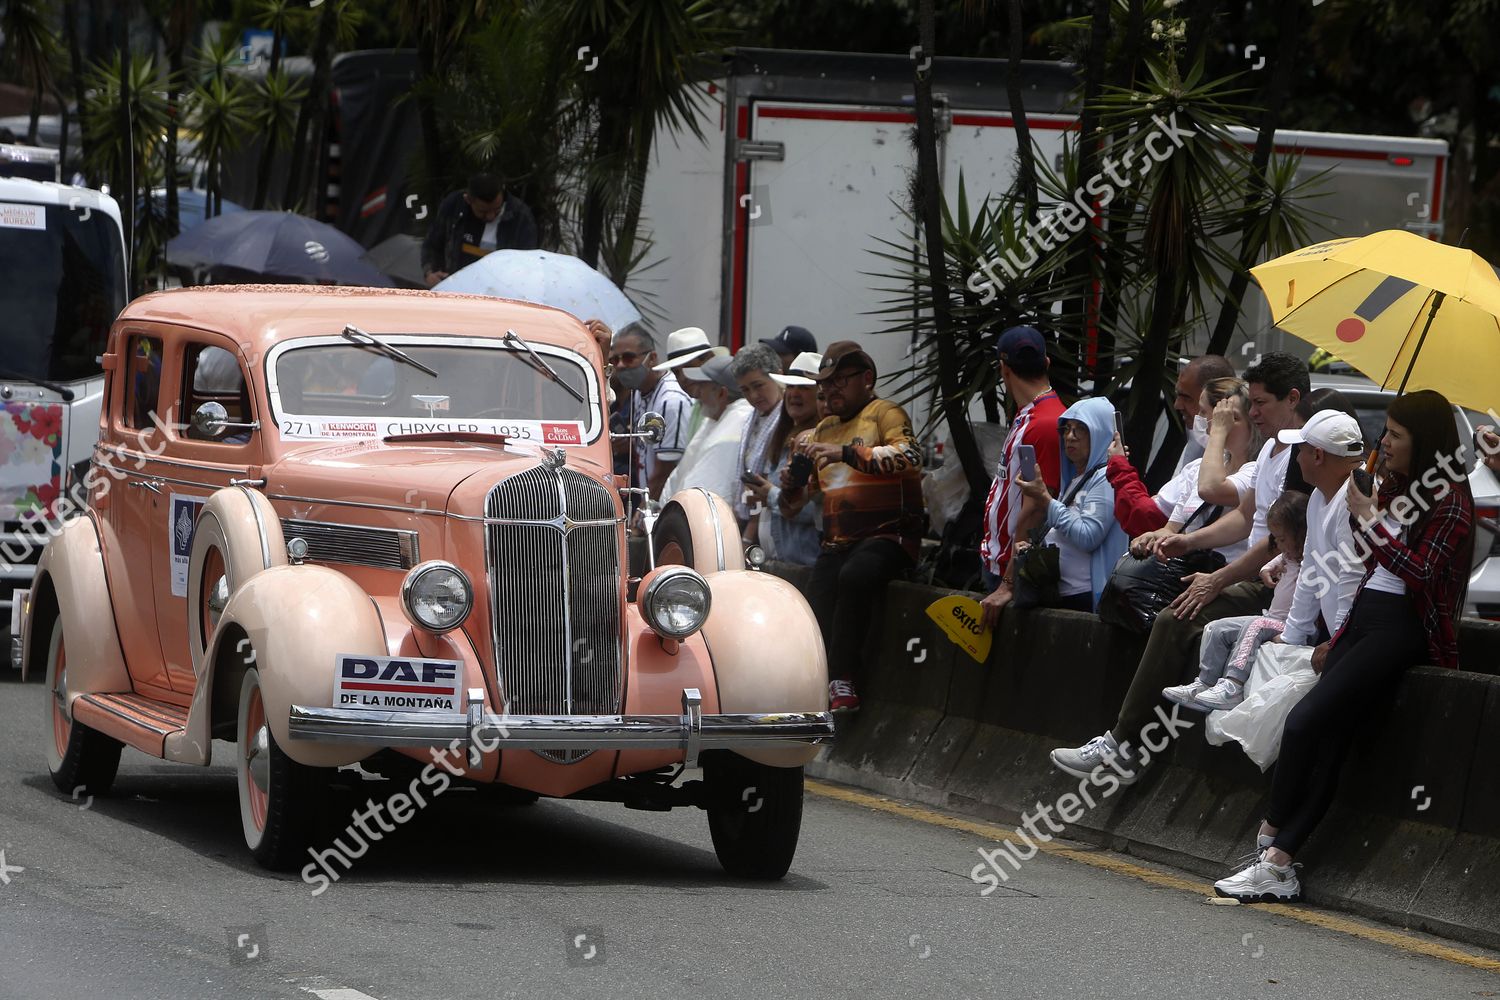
[502,329,585,404]
[342,324,438,377]
[0,366,75,401]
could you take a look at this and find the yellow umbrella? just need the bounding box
[1250,230,1500,415]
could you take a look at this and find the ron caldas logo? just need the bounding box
[333,654,463,712]
[541,422,583,445]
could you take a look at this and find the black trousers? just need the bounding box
[1266,590,1427,856]
[806,538,913,685]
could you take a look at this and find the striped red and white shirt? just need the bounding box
[980,389,1065,578]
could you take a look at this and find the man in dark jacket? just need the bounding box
[421,173,539,286]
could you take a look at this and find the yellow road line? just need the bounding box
[806,778,1500,974]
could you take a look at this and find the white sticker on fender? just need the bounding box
[333,654,464,712]
[169,494,206,598]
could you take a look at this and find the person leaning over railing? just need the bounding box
[1214,389,1475,904]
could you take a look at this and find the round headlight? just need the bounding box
[640,566,712,638]
[401,560,472,632]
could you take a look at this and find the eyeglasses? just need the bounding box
[608,352,645,365]
[1061,422,1089,438]
[823,371,862,390]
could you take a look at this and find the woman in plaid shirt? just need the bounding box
[1215,389,1475,904]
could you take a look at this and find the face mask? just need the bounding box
[1189,413,1210,448]
[616,365,649,392]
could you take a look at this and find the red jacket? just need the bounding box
[1105,454,1168,538]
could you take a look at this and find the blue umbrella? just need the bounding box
[142,188,246,232]
[165,210,393,286]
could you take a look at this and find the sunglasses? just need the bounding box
[608,351,646,365]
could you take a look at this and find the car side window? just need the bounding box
[182,344,253,444]
[123,336,163,431]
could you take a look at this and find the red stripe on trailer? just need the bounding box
[1431,154,1445,237]
[360,186,388,218]
[759,107,915,124]
[950,113,1078,131]
[731,105,750,353]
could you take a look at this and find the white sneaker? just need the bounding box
[1214,858,1301,903]
[1162,679,1211,710]
[1195,678,1245,712]
[1050,733,1141,785]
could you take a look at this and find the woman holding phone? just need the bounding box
[1014,397,1130,611]
[1214,388,1474,903]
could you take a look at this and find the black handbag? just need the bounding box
[1012,464,1104,611]
[1097,501,1227,632]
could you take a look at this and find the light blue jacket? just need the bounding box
[1044,397,1129,608]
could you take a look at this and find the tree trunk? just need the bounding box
[165,33,185,240]
[284,0,336,211]
[1061,0,1111,388]
[251,24,287,210]
[63,0,89,168]
[117,5,136,296]
[1205,0,1303,358]
[1005,0,1038,223]
[914,0,987,498]
[608,130,655,288]
[1095,0,1145,394]
[579,105,621,268]
[415,26,447,217]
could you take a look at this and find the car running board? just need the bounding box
[71,693,189,759]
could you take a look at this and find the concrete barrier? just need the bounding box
[768,561,1500,952]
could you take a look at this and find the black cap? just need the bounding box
[759,325,817,356]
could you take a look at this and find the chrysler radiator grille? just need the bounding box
[486,465,622,762]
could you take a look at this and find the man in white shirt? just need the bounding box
[1171,354,1236,474]
[611,327,694,500]
[1277,411,1369,666]
[666,356,753,503]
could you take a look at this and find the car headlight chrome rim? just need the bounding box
[641,565,712,639]
[400,560,472,633]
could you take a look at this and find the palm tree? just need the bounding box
[187,36,254,220]
[394,0,491,212]
[147,0,201,238]
[81,49,173,289]
[1,0,62,144]
[249,67,305,209]
[249,0,305,208]
[546,0,728,278]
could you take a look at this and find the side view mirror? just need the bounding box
[637,411,665,445]
[191,401,230,438]
[190,400,260,439]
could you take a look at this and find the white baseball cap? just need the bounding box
[1277,409,1364,457]
[652,327,714,370]
[769,351,824,386]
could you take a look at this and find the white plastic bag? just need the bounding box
[1205,643,1319,770]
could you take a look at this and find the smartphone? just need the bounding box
[1113,410,1125,441]
[740,470,758,483]
[1352,468,1374,496]
[1016,444,1037,482]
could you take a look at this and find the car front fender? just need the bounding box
[25,513,130,696]
[190,564,384,768]
[700,569,828,767]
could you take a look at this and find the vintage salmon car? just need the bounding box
[23,286,832,878]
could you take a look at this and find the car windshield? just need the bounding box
[0,202,127,382]
[270,338,599,445]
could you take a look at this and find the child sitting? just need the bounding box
[1163,491,1309,712]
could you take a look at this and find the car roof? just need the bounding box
[115,284,597,358]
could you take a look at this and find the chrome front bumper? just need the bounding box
[288,687,834,767]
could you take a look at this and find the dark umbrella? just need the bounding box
[361,233,426,288]
[166,210,394,286]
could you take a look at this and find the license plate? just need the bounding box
[333,654,464,712]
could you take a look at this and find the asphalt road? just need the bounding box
[2,669,1497,1000]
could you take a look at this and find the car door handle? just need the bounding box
[129,479,163,495]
